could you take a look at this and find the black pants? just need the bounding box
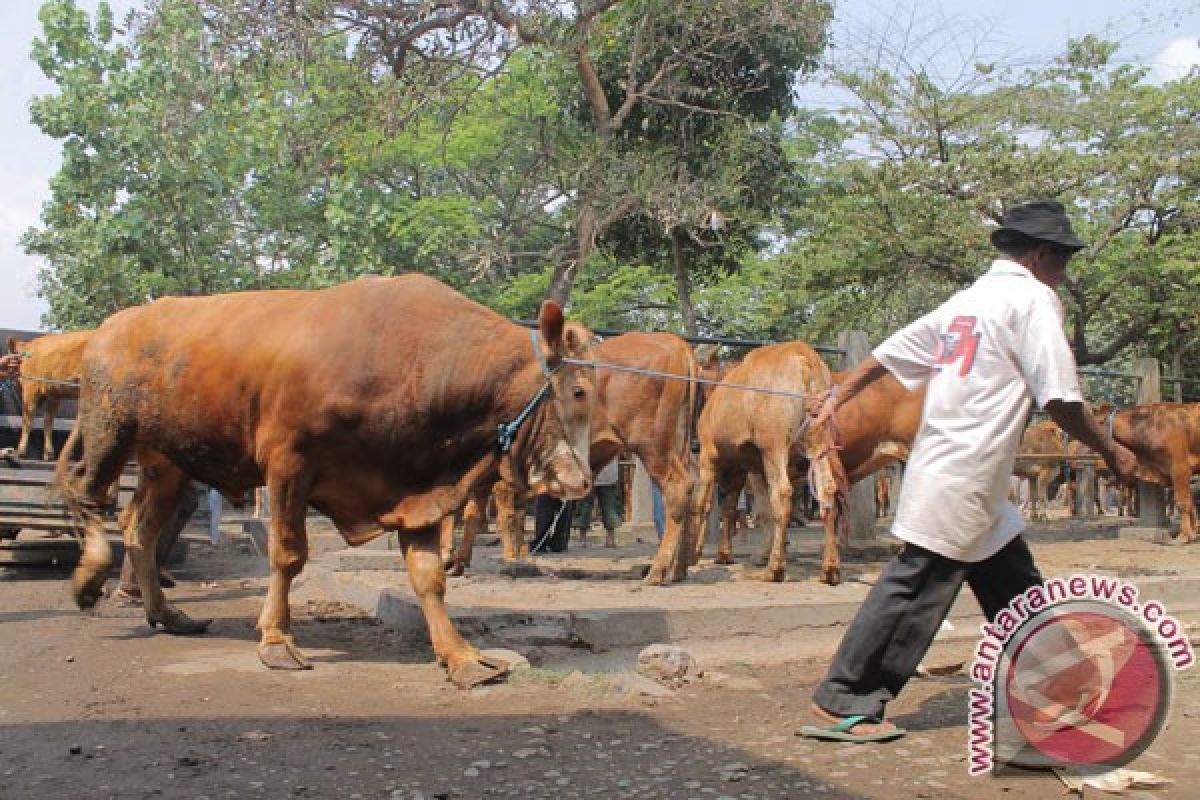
[812,535,1042,720]
[532,495,572,553]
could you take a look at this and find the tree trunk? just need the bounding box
[670,227,698,336]
[547,203,598,305]
[1172,343,1184,403]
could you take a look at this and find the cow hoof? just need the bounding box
[71,573,106,610]
[448,655,510,689]
[757,567,787,583]
[258,640,313,671]
[821,567,842,586]
[714,553,735,565]
[643,565,670,586]
[447,560,466,577]
[150,608,212,635]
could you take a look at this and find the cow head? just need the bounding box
[515,301,597,500]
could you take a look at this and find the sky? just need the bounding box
[1,0,1198,332]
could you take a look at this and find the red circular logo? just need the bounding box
[1003,606,1169,767]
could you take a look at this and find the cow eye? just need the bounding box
[572,386,587,400]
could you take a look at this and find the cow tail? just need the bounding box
[54,417,84,513]
[6,336,17,354]
[832,453,851,547]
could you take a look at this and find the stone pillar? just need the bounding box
[1075,464,1096,520]
[630,456,656,530]
[837,330,879,546]
[1134,358,1169,529]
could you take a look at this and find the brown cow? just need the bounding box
[686,342,848,584]
[1104,403,1200,543]
[7,331,91,461]
[717,370,924,572]
[446,332,701,586]
[1013,419,1065,521]
[59,275,597,687]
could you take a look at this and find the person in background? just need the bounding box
[1,353,23,462]
[651,483,666,541]
[532,494,573,553]
[573,457,623,548]
[0,353,20,380]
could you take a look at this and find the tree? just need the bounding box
[208,0,834,314]
[787,25,1200,368]
[24,0,571,327]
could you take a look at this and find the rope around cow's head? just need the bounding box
[497,329,562,454]
[807,385,851,546]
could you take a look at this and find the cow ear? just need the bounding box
[539,300,565,351]
[563,323,590,357]
[695,344,719,369]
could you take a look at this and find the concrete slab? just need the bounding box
[1119,527,1175,545]
[311,529,1200,659]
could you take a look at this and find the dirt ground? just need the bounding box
[1,521,1199,800]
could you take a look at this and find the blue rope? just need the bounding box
[497,329,560,453]
[497,381,554,453]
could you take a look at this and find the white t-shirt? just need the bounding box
[595,458,620,487]
[873,258,1083,562]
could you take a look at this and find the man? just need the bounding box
[799,201,1139,742]
[532,494,573,553]
[1,353,22,462]
[0,353,20,380]
[573,457,623,547]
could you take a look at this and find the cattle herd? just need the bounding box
[3,274,1199,687]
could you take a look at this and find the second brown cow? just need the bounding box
[445,332,702,585]
[686,341,848,585]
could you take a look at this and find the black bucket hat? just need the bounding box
[990,200,1086,252]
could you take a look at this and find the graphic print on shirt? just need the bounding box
[933,315,983,377]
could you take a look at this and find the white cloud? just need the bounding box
[1153,36,1200,82]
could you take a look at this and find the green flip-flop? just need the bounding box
[796,714,906,743]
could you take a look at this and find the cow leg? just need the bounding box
[641,451,696,584]
[718,472,748,565]
[439,514,459,574]
[493,481,525,561]
[646,452,703,584]
[256,470,312,671]
[450,487,489,575]
[126,461,210,634]
[1170,466,1195,544]
[751,472,787,567]
[759,452,793,583]
[42,397,61,461]
[403,525,508,688]
[15,390,35,459]
[511,497,527,557]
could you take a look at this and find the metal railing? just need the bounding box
[517,320,845,355]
